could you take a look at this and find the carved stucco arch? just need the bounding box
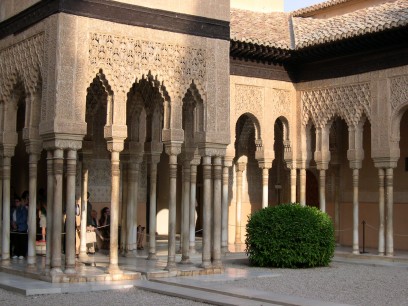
[301,83,371,129]
[389,75,408,154]
[182,82,205,146]
[88,32,207,130]
[234,113,261,160]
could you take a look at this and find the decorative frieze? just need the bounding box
[390,75,408,110]
[235,84,263,120]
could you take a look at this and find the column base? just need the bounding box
[180,256,191,264]
[125,250,137,258]
[378,252,385,256]
[50,267,63,276]
[65,267,77,275]
[221,246,229,255]
[147,253,157,260]
[189,246,196,255]
[27,256,36,266]
[386,253,394,257]
[107,264,123,275]
[212,260,222,269]
[165,261,178,272]
[201,261,212,269]
[352,249,359,255]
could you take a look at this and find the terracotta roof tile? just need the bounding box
[292,0,354,17]
[230,9,291,49]
[292,0,408,48]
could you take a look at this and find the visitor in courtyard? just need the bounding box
[99,207,110,249]
[38,188,47,242]
[11,193,28,259]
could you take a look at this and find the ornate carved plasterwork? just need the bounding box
[390,75,408,110]
[89,33,207,100]
[301,83,371,128]
[270,88,291,118]
[0,33,44,101]
[235,84,263,120]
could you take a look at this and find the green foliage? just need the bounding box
[245,203,335,268]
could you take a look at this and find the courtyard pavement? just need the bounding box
[0,242,407,305]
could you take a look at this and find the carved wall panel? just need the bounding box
[301,83,371,128]
[235,84,263,121]
[390,75,408,111]
[270,88,291,119]
[0,33,44,101]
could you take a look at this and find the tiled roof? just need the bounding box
[230,0,408,50]
[230,9,291,49]
[292,0,408,48]
[291,0,354,17]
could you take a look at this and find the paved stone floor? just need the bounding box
[0,244,408,305]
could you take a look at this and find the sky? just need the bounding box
[284,0,327,12]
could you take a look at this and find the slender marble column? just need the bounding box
[51,149,63,274]
[385,168,394,256]
[290,167,297,203]
[352,168,359,254]
[378,168,385,256]
[202,155,212,268]
[181,161,191,263]
[235,162,246,244]
[0,160,2,255]
[189,158,200,255]
[27,153,39,266]
[221,159,232,254]
[2,156,11,261]
[65,150,77,273]
[212,156,222,268]
[333,168,340,244]
[45,151,54,270]
[299,168,306,206]
[79,161,88,259]
[108,151,122,274]
[261,168,269,208]
[120,163,128,254]
[319,170,326,212]
[126,163,137,253]
[166,153,178,271]
[148,157,160,260]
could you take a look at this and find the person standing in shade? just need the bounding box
[12,192,28,259]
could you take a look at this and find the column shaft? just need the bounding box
[319,169,326,212]
[385,168,394,256]
[221,164,229,254]
[51,149,63,273]
[108,151,121,274]
[290,167,297,203]
[79,162,88,258]
[378,168,385,256]
[2,157,11,260]
[300,168,306,206]
[202,156,212,268]
[126,164,137,253]
[262,168,269,209]
[27,154,39,266]
[148,161,158,260]
[352,168,359,254]
[212,157,222,268]
[166,154,178,270]
[181,163,191,263]
[45,151,54,269]
[235,168,243,244]
[189,163,198,255]
[65,150,77,273]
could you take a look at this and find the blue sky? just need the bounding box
[284,0,327,12]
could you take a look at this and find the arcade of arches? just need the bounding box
[0,0,408,278]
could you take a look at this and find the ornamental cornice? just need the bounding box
[301,83,371,128]
[88,32,207,101]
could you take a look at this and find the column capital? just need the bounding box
[198,143,226,157]
[258,159,273,170]
[25,139,43,156]
[0,144,15,158]
[164,142,182,156]
[373,157,398,169]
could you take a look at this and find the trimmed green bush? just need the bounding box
[245,203,335,268]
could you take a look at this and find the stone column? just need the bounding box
[27,151,40,267]
[126,163,137,254]
[0,160,2,255]
[120,162,128,255]
[181,159,191,264]
[290,167,297,203]
[202,155,212,268]
[1,154,12,261]
[189,156,200,255]
[45,151,54,270]
[147,155,160,260]
[165,144,180,271]
[108,149,122,274]
[315,125,330,212]
[65,149,77,273]
[385,168,394,256]
[378,168,385,256]
[212,156,222,268]
[51,148,64,274]
[221,157,232,254]
[79,159,89,260]
[352,168,359,254]
[258,160,272,209]
[235,160,246,245]
[333,166,340,244]
[299,167,306,206]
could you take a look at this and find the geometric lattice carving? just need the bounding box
[89,33,206,100]
[390,75,408,110]
[302,83,371,127]
[0,33,44,101]
[235,84,263,119]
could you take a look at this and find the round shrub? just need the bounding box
[245,203,335,268]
